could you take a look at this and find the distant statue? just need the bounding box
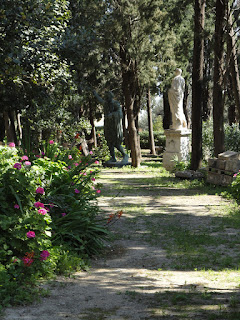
[168,68,187,130]
[93,90,129,164]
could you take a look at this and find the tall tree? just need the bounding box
[146,87,156,155]
[213,0,228,156]
[227,2,240,120]
[0,0,71,143]
[191,0,205,170]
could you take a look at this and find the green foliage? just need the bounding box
[153,115,164,132]
[172,156,191,172]
[139,131,166,149]
[230,174,240,203]
[202,120,214,160]
[203,120,240,160]
[0,143,109,309]
[224,124,240,152]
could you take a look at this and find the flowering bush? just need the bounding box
[0,143,108,308]
[230,172,240,202]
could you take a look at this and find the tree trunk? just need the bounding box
[202,40,212,121]
[227,74,237,125]
[126,94,141,167]
[16,112,22,142]
[3,110,18,145]
[146,87,156,155]
[227,6,240,120]
[163,90,171,130]
[183,84,190,128]
[122,105,129,149]
[213,0,227,157]
[89,102,97,149]
[191,0,205,170]
[0,113,5,141]
[120,46,141,167]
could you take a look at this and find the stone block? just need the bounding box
[208,158,217,167]
[207,172,224,185]
[216,159,226,170]
[222,175,233,186]
[225,159,240,173]
[218,150,240,160]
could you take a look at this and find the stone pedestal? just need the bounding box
[162,129,191,171]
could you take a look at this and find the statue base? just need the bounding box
[102,160,131,168]
[103,155,131,168]
[162,128,191,171]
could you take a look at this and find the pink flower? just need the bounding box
[36,155,40,158]
[92,186,95,190]
[233,173,238,177]
[95,160,99,164]
[41,151,45,155]
[68,155,72,159]
[23,257,34,266]
[74,188,80,194]
[61,212,66,217]
[9,142,15,147]
[34,201,45,208]
[83,172,87,176]
[89,151,93,155]
[36,187,45,194]
[74,162,79,166]
[40,250,50,261]
[91,178,95,181]
[21,155,28,160]
[96,189,101,194]
[24,161,31,166]
[49,140,54,144]
[13,162,22,170]
[49,203,54,208]
[38,208,47,215]
[26,231,35,238]
[14,204,20,209]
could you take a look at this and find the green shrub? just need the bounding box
[225,123,240,152]
[203,120,240,159]
[0,142,109,308]
[139,131,166,150]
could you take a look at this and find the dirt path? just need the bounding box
[2,161,240,320]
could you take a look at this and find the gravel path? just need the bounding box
[2,163,240,320]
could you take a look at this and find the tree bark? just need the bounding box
[202,40,212,121]
[183,84,190,128]
[146,87,156,155]
[213,0,227,157]
[3,110,18,144]
[0,113,5,141]
[191,0,205,170]
[89,102,97,149]
[227,74,237,125]
[227,6,240,120]
[120,46,141,167]
[163,90,171,130]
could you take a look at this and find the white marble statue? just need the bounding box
[168,68,187,130]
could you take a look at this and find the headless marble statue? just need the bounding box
[168,68,187,130]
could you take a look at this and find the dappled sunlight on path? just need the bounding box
[3,164,240,320]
